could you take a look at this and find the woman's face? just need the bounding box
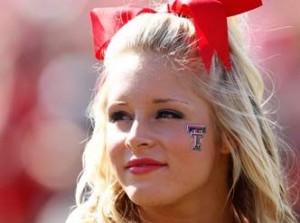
[104,51,230,207]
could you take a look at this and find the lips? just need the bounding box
[125,158,167,174]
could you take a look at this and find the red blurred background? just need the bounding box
[0,0,299,222]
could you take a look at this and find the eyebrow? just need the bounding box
[110,101,127,106]
[152,98,189,105]
[109,98,189,106]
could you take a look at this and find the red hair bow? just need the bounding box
[90,0,262,71]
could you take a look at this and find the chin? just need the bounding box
[124,185,168,206]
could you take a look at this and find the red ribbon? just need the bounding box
[90,0,262,71]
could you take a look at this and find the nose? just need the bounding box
[125,119,155,151]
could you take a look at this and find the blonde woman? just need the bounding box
[67,0,297,222]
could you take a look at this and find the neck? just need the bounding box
[140,203,234,223]
[139,186,234,223]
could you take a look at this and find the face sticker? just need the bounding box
[186,125,207,151]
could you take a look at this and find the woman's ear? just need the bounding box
[217,131,235,155]
[214,128,231,154]
[220,146,231,154]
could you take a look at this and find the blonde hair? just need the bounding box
[66,8,297,223]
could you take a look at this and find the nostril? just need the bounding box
[125,139,152,151]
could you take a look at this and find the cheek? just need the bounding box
[106,125,127,168]
[161,123,203,153]
[165,124,218,177]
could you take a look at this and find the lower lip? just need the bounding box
[127,165,167,174]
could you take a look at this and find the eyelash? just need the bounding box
[109,109,184,123]
[156,109,184,119]
[109,111,132,123]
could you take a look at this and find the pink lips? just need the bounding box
[125,158,167,174]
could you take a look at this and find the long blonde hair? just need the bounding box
[66,7,297,223]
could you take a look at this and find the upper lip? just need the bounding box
[125,158,167,168]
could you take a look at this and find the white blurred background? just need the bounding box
[0,0,299,222]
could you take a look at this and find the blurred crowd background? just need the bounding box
[0,0,299,222]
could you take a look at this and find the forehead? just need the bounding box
[106,51,173,81]
[104,51,194,97]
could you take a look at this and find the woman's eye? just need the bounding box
[156,109,183,119]
[109,111,132,123]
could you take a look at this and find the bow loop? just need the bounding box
[220,0,262,16]
[167,0,262,70]
[91,7,155,59]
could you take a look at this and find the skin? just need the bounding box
[104,51,234,223]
